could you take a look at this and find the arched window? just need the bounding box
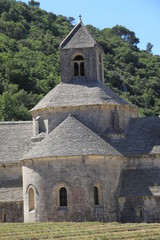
[73,55,85,77]
[28,187,35,211]
[94,186,99,205]
[59,187,67,207]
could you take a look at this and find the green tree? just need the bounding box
[0,0,159,120]
[111,25,139,46]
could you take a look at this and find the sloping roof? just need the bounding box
[111,117,160,156]
[0,179,22,188]
[119,169,160,197]
[0,121,33,163]
[0,187,23,202]
[22,115,122,160]
[59,21,97,49]
[31,80,130,112]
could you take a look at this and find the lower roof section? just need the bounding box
[119,169,160,197]
[0,187,23,202]
[21,114,122,160]
[0,121,33,163]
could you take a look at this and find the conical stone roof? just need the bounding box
[21,115,122,160]
[31,80,131,112]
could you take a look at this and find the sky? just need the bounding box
[19,0,160,55]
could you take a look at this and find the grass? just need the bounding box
[0,222,160,239]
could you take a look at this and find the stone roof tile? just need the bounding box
[22,115,122,160]
[119,169,160,197]
[31,80,130,112]
[111,117,160,156]
[59,21,97,49]
[0,121,33,163]
[0,187,23,202]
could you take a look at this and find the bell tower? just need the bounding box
[59,19,104,83]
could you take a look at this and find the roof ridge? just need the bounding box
[59,21,97,49]
[130,116,160,122]
[59,21,82,49]
[21,114,122,160]
[0,121,32,125]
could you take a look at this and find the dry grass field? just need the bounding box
[0,222,160,240]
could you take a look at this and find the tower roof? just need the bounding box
[59,20,98,49]
[21,115,122,160]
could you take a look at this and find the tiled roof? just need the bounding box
[31,80,130,112]
[0,121,33,163]
[111,117,160,156]
[22,115,122,160]
[119,169,160,197]
[0,187,23,202]
[59,21,97,49]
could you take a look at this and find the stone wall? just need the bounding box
[0,202,23,223]
[32,104,137,138]
[22,155,124,222]
[60,47,101,83]
[119,196,160,223]
[118,155,160,223]
[0,164,23,222]
[0,163,22,186]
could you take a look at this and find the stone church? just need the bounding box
[0,20,160,223]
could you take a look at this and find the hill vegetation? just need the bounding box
[0,0,160,121]
[1,222,160,239]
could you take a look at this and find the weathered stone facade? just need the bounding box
[0,20,160,223]
[22,155,124,222]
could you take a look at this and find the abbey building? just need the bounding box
[0,20,160,223]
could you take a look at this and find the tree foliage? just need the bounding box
[0,0,159,120]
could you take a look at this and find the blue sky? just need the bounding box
[19,0,160,55]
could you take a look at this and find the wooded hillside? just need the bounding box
[0,0,159,120]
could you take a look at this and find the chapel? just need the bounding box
[0,19,160,223]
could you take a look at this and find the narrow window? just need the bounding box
[60,187,67,207]
[74,63,79,76]
[80,62,85,76]
[140,209,143,218]
[73,55,85,77]
[136,207,144,219]
[94,186,99,205]
[2,213,6,223]
[29,187,35,211]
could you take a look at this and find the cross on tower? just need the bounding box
[79,14,82,22]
